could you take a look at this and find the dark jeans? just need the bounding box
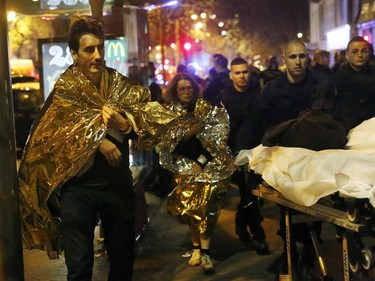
[60,182,135,281]
[231,169,266,240]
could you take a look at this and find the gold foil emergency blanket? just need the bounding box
[17,65,177,255]
[159,99,235,235]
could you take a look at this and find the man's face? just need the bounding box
[346,41,369,71]
[319,54,330,67]
[283,43,308,82]
[230,63,250,92]
[72,34,105,81]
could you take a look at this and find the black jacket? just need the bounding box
[203,70,231,104]
[216,81,259,153]
[333,63,375,131]
[236,70,336,150]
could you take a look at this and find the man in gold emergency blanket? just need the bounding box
[17,16,176,281]
[18,14,234,281]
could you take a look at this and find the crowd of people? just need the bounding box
[16,2,375,280]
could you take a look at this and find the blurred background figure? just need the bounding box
[259,55,283,88]
[205,67,218,85]
[369,42,375,67]
[148,61,162,102]
[311,49,332,76]
[332,50,347,73]
[177,64,188,74]
[203,54,230,104]
[187,63,206,90]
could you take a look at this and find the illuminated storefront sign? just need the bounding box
[326,24,351,51]
[39,37,127,99]
[105,40,126,59]
[40,0,114,10]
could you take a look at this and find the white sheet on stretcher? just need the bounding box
[235,117,375,207]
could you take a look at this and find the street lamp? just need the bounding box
[144,0,178,11]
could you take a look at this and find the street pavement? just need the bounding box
[23,167,375,281]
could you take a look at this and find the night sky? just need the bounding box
[219,0,310,55]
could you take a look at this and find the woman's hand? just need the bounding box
[99,138,122,167]
[182,121,205,142]
[102,105,131,132]
[191,162,203,174]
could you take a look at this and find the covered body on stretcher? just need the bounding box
[235,117,375,209]
[235,117,375,279]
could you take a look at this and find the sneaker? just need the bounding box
[252,238,271,255]
[188,249,201,266]
[201,254,214,274]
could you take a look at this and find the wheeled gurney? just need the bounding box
[235,118,375,280]
[253,183,372,281]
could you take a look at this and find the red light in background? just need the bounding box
[364,35,369,41]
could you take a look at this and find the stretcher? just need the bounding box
[253,184,373,281]
[234,119,375,280]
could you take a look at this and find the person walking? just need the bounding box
[237,38,336,280]
[214,57,270,255]
[158,73,235,275]
[202,54,231,104]
[311,49,332,78]
[18,16,152,281]
[259,55,283,88]
[333,35,375,132]
[331,36,375,243]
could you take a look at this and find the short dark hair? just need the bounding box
[68,16,105,52]
[347,36,369,51]
[215,56,228,69]
[230,57,248,67]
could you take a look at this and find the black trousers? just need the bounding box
[231,169,266,240]
[60,182,135,281]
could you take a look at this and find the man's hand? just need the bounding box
[102,105,131,132]
[99,138,122,167]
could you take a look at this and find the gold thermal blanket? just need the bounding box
[17,65,176,255]
[159,99,236,235]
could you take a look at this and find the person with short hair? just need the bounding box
[237,38,336,280]
[333,35,375,132]
[215,57,270,255]
[202,54,230,104]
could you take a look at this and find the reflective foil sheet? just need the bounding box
[159,99,236,235]
[17,65,177,255]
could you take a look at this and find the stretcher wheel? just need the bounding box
[349,259,359,273]
[347,207,360,223]
[361,248,373,270]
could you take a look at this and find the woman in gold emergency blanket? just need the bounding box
[158,73,235,274]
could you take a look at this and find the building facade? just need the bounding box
[309,0,365,52]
